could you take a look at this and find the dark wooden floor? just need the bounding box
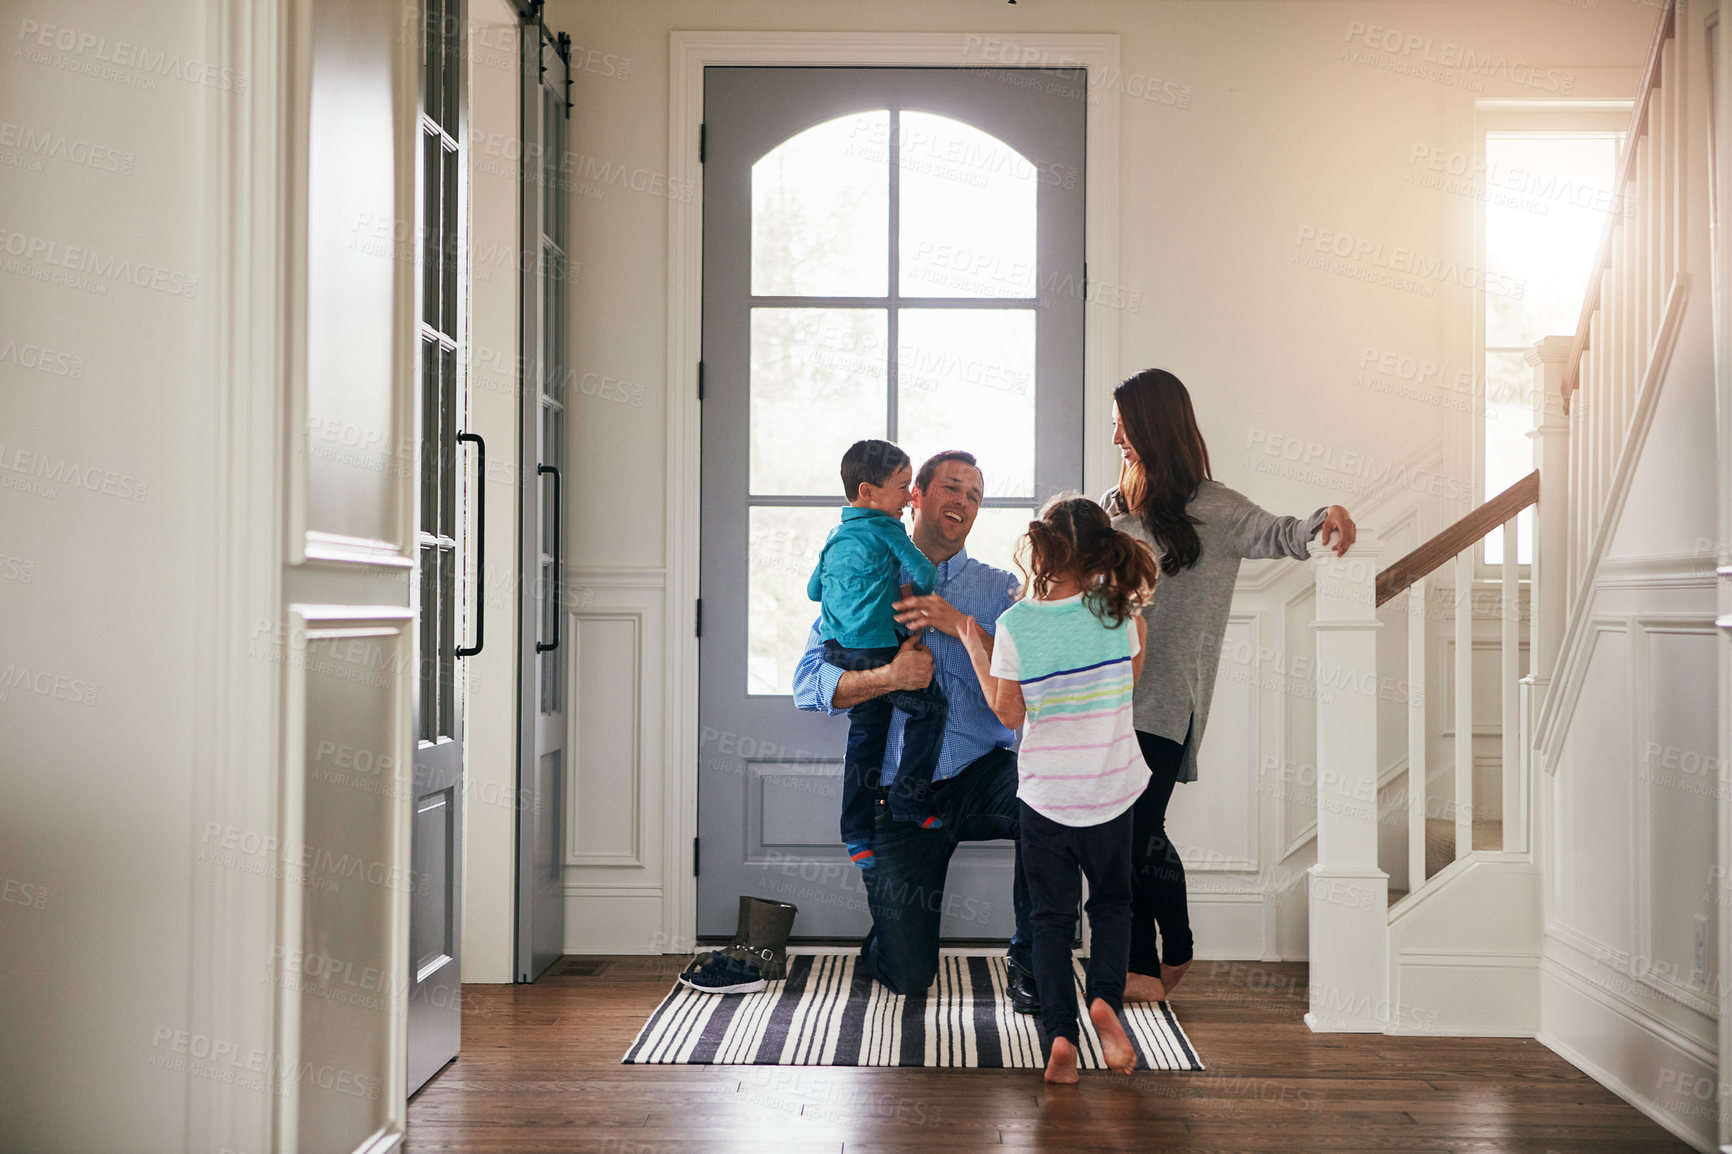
[404,955,1694,1153]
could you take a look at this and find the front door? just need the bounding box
[408,0,468,1097]
[516,20,571,982]
[697,67,1086,938]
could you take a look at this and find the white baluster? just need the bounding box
[1501,519,1520,853]
[1408,574,1427,894]
[1454,550,1474,863]
[1639,129,1653,369]
[1664,42,1680,281]
[1621,172,1637,427]
[1527,337,1573,684]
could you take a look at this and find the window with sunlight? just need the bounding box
[1482,129,1622,564]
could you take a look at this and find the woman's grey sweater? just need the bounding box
[1104,480,1326,783]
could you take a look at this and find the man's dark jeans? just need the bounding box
[823,640,948,840]
[856,746,1033,994]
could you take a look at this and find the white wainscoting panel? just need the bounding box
[564,569,667,954]
[1635,618,1719,1012]
[1169,614,1260,873]
[1554,622,1635,954]
[568,612,644,867]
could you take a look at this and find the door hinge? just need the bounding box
[693,836,700,877]
[695,598,702,638]
[699,123,707,164]
[697,361,704,401]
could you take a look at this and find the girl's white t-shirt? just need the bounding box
[989,593,1150,826]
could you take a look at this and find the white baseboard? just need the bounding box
[1186,892,1268,960]
[1538,956,1718,1153]
[1390,949,1539,1036]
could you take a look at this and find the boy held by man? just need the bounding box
[808,439,949,870]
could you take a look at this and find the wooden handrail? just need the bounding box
[1374,470,1539,607]
[1559,0,1676,412]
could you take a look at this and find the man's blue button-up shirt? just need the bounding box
[792,547,1019,784]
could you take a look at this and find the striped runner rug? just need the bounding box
[623,953,1204,1070]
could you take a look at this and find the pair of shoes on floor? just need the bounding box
[677,949,767,995]
[1005,954,1040,1016]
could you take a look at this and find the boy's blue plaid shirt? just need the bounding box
[792,548,1019,785]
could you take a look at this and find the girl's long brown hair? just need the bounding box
[1114,368,1212,575]
[1016,494,1160,627]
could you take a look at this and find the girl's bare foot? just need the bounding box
[1123,971,1167,1002]
[1089,998,1136,1074]
[1044,1036,1079,1084]
[1159,959,1192,997]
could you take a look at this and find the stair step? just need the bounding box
[1387,818,1502,907]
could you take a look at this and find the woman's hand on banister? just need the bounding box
[1319,505,1357,557]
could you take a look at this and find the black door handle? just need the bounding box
[456,431,485,658]
[536,463,561,654]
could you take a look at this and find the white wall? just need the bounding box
[0,3,218,1147]
[1531,4,1723,1150]
[544,0,1655,956]
[462,0,524,987]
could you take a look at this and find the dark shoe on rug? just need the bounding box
[677,951,767,995]
[1005,954,1040,1016]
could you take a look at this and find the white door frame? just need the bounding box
[661,31,1123,953]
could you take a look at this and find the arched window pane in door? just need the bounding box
[897,308,1036,499]
[749,308,889,495]
[752,111,889,296]
[898,111,1038,298]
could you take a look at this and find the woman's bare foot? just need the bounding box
[1044,1036,1079,1084]
[1159,959,1192,997]
[1089,998,1136,1074]
[1123,971,1167,1002]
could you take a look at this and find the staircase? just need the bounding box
[1304,0,1683,1037]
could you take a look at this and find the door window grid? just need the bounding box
[418,0,463,744]
[747,107,1042,695]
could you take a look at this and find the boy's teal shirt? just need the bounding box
[807,506,938,649]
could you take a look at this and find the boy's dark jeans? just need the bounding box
[824,640,948,840]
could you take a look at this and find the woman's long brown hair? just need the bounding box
[1017,494,1160,628]
[1114,368,1212,575]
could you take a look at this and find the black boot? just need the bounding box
[726,896,798,981]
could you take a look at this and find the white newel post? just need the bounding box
[1522,337,1572,816]
[1306,528,1387,1033]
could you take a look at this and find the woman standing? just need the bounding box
[1104,369,1356,1002]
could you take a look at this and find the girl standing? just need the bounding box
[957,495,1161,1083]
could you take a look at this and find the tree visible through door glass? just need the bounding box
[752,112,888,297]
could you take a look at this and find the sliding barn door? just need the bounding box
[516,19,572,982]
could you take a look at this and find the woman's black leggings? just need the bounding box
[1128,725,1194,974]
